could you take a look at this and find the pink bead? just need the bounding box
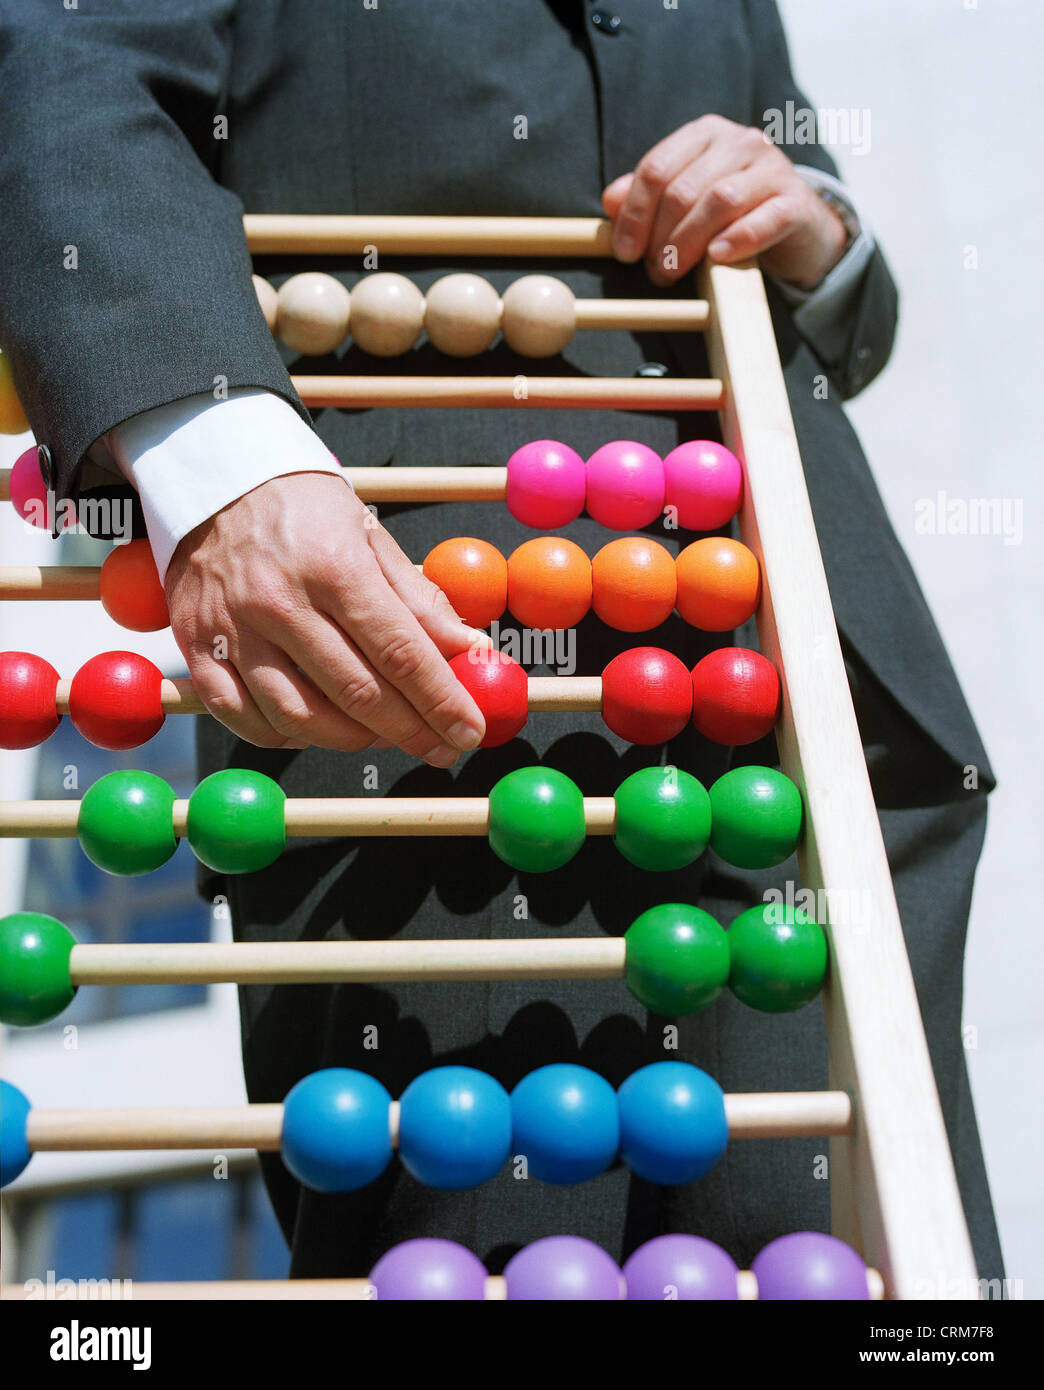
[9,446,76,531]
[585,441,664,531]
[663,441,743,531]
[505,440,587,529]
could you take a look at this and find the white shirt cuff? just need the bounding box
[104,388,346,582]
[768,166,877,368]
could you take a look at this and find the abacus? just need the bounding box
[0,215,976,1301]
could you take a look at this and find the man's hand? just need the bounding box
[602,114,848,290]
[165,472,488,764]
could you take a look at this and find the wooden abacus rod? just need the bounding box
[290,376,723,410]
[243,213,618,256]
[1,567,100,600]
[0,1269,887,1300]
[68,937,628,985]
[24,1091,855,1152]
[46,675,604,717]
[573,299,709,331]
[0,797,619,837]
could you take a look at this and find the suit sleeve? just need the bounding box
[0,0,309,507]
[744,0,899,399]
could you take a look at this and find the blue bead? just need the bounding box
[398,1066,511,1190]
[1,1079,31,1187]
[281,1068,392,1192]
[617,1062,728,1184]
[510,1063,619,1184]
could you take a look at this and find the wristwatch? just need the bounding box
[814,185,859,254]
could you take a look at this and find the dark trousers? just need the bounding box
[220,641,1003,1281]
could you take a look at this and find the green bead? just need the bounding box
[613,766,711,871]
[0,912,77,1026]
[488,766,586,873]
[78,770,177,876]
[708,766,803,869]
[728,901,827,1012]
[187,769,286,874]
[625,903,730,1015]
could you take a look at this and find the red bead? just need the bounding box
[0,651,61,749]
[690,647,781,746]
[448,649,528,748]
[69,651,166,751]
[601,647,693,745]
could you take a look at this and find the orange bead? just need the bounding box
[591,537,677,633]
[423,537,507,629]
[99,540,170,632]
[507,537,592,630]
[675,537,761,631]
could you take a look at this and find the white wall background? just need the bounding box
[779,0,1043,1295]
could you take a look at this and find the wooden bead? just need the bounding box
[591,537,677,632]
[424,274,501,356]
[0,351,29,435]
[252,275,279,332]
[99,540,170,632]
[276,272,352,355]
[507,537,592,630]
[675,538,760,632]
[505,439,587,530]
[9,446,75,531]
[663,441,743,531]
[601,647,692,745]
[690,647,780,746]
[349,273,425,356]
[448,649,528,747]
[69,651,166,751]
[423,537,507,629]
[500,275,575,357]
[585,441,665,531]
[0,651,61,749]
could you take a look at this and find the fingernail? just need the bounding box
[448,720,484,751]
[614,234,638,261]
[708,237,731,258]
[427,746,460,769]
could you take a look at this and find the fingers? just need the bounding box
[367,521,492,658]
[308,558,486,756]
[645,157,783,284]
[183,640,309,751]
[233,632,379,753]
[607,118,717,262]
[706,192,801,263]
[254,597,477,767]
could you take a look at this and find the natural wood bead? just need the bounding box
[276,272,352,355]
[500,275,576,357]
[424,273,501,356]
[349,273,425,356]
[252,275,279,333]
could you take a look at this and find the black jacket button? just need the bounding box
[591,11,622,34]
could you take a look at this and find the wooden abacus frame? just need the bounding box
[1,215,976,1301]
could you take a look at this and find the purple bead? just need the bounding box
[623,1235,739,1300]
[369,1238,487,1301]
[505,1236,624,1301]
[752,1232,869,1300]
